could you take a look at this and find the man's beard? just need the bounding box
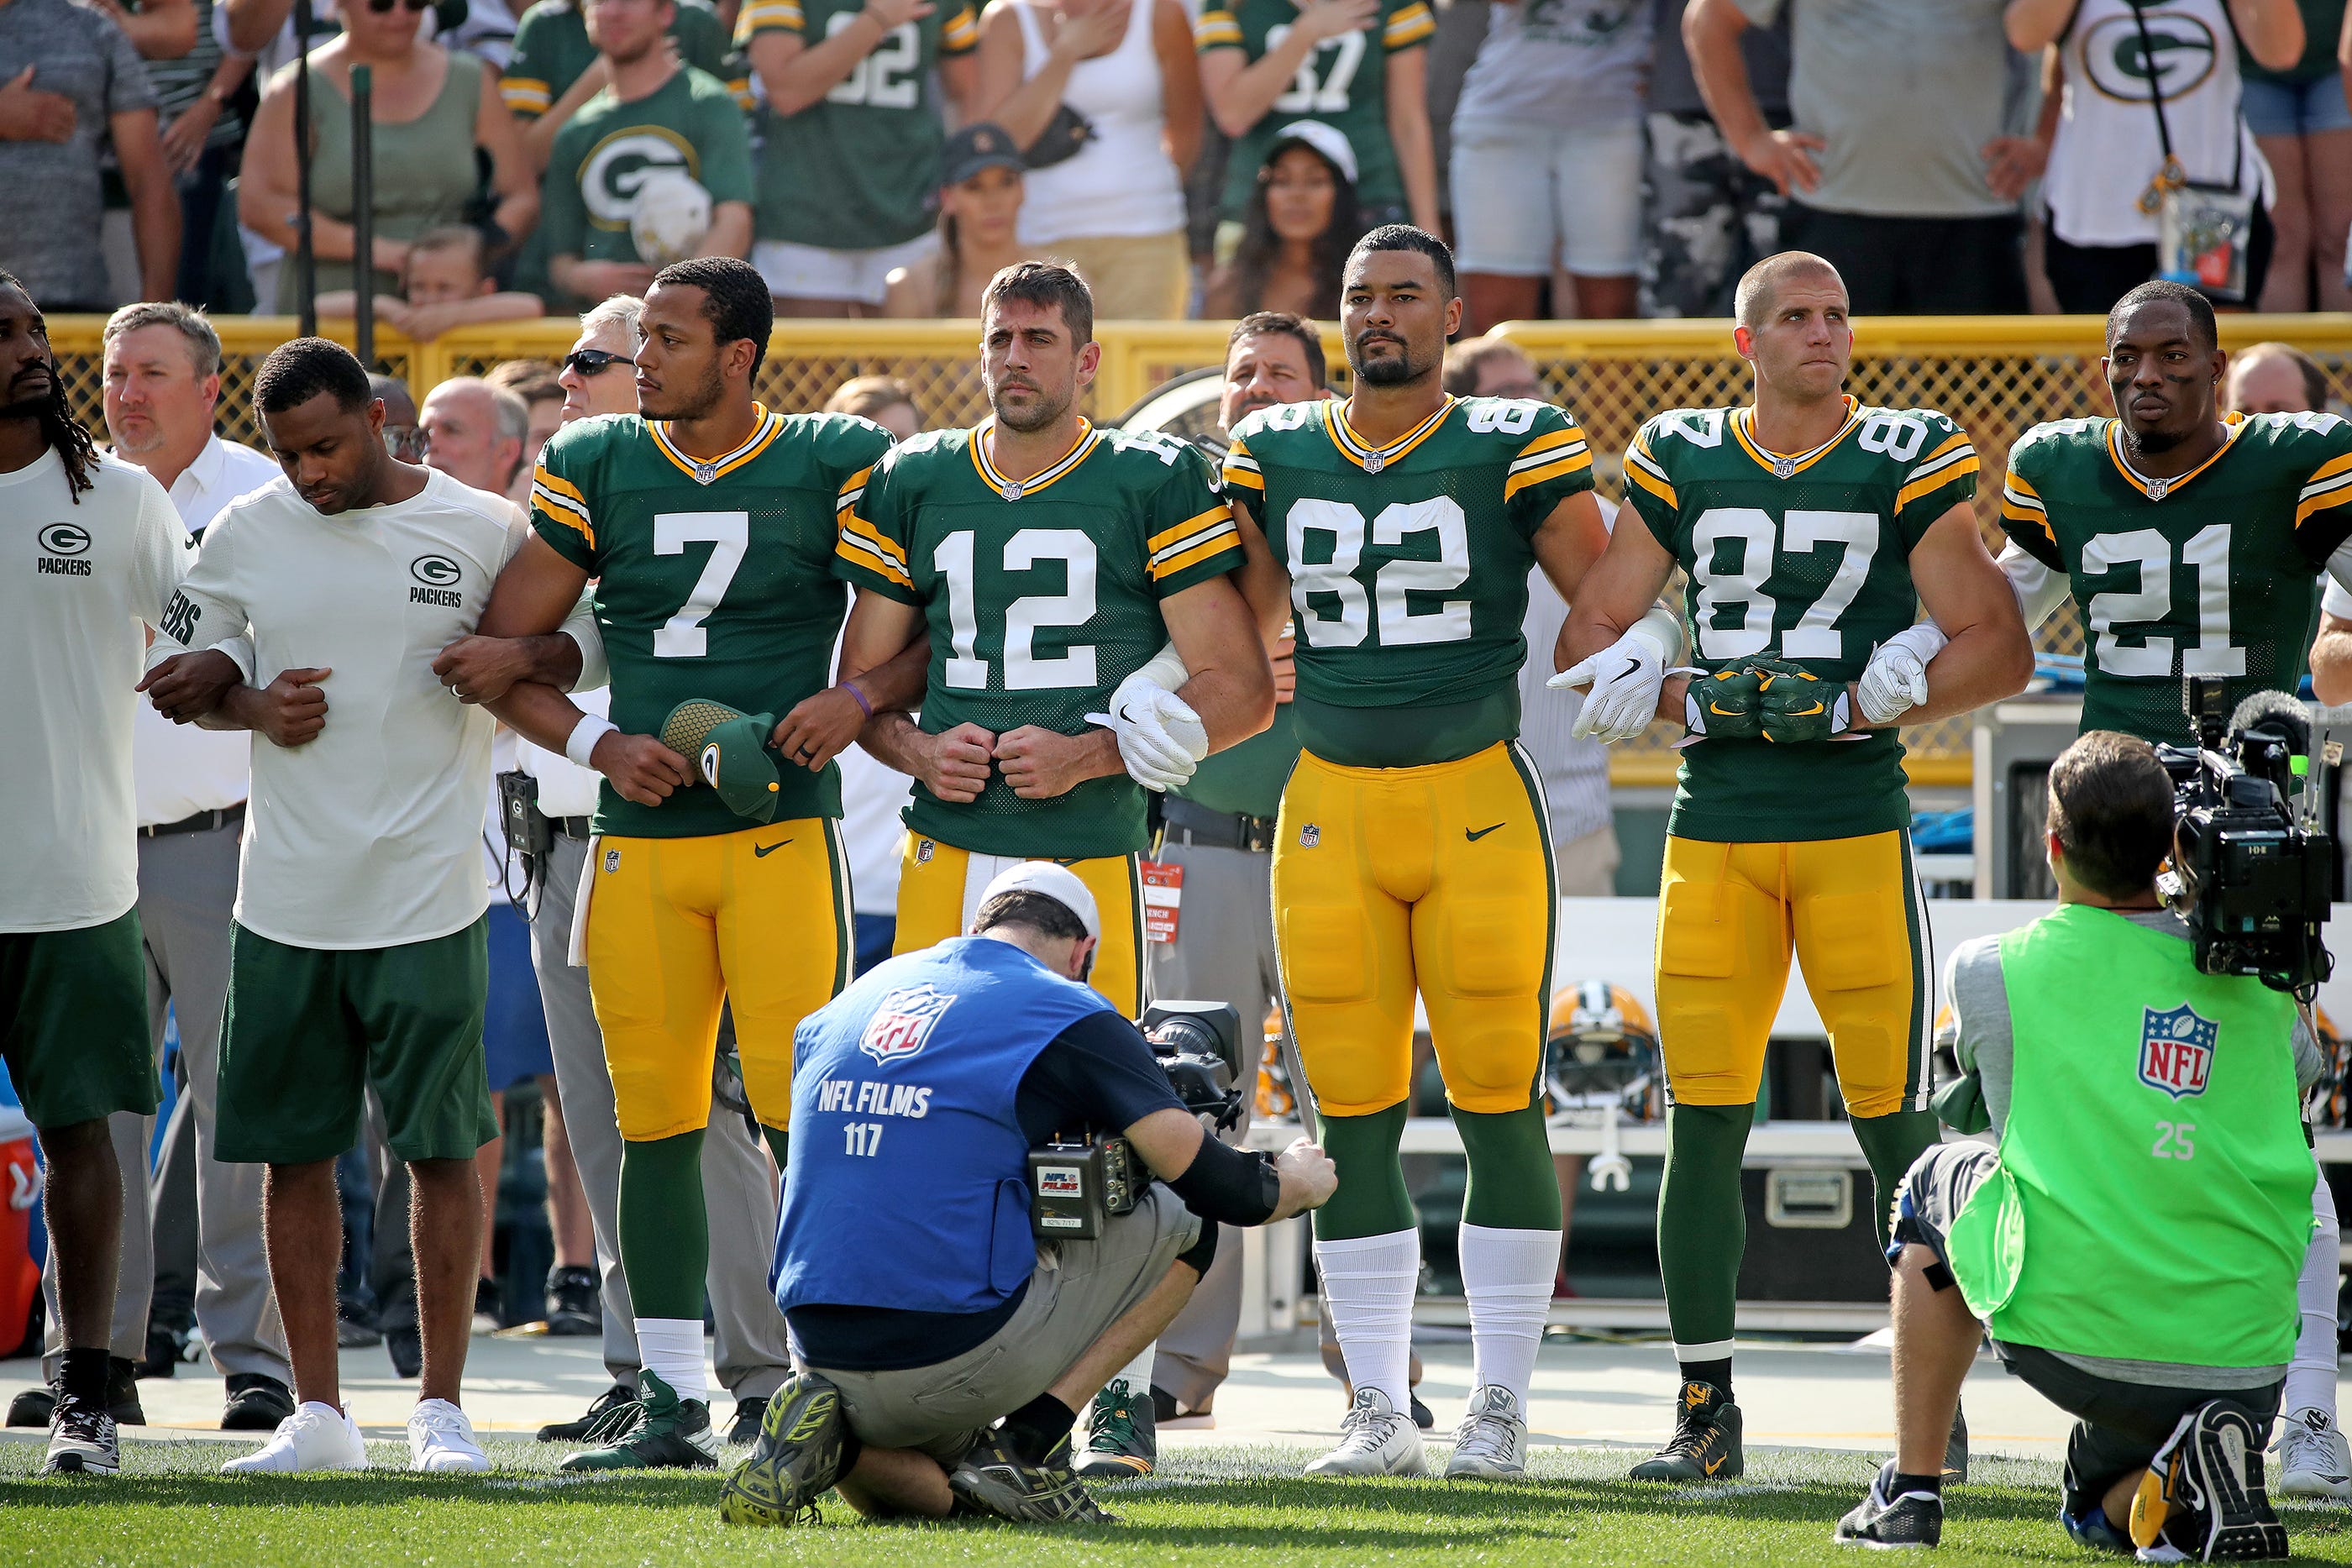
[650,359,724,422]
[993,382,1068,434]
[1353,338,1426,387]
[0,389,50,421]
[2123,419,2186,456]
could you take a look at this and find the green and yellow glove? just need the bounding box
[1751,658,1854,745]
[1683,664,1765,741]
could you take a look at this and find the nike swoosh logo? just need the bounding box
[1786,701,1825,717]
[1709,701,1743,716]
[752,839,795,857]
[1704,1455,1725,1476]
[1618,657,1641,682]
[1466,823,1505,842]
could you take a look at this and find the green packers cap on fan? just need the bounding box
[661,699,781,824]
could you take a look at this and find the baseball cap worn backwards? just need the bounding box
[661,699,781,824]
[978,861,1102,943]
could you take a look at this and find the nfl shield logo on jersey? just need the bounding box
[1299,824,1320,848]
[862,983,955,1066]
[2138,1004,2217,1099]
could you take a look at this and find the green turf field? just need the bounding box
[3,1439,2349,1565]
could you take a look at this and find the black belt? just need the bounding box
[548,815,594,841]
[140,803,244,839]
[1159,796,1275,853]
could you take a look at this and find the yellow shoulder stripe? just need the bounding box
[1897,453,1979,511]
[1504,453,1590,502]
[2296,486,2352,528]
[1148,505,1235,555]
[2000,497,2056,545]
[1625,462,1677,509]
[1150,533,1242,582]
[1515,426,1584,461]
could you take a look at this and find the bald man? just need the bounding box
[423,378,530,498]
[2228,343,2332,419]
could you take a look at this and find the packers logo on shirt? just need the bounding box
[2082,10,2217,102]
[579,128,698,232]
[34,522,92,576]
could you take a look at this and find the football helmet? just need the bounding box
[1545,980,1662,1121]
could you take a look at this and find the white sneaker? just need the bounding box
[1305,1387,1427,1477]
[2275,1405,2352,1501]
[1444,1384,1528,1478]
[409,1398,491,1473]
[223,1402,368,1473]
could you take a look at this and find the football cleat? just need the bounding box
[2273,1406,2351,1501]
[41,1392,119,1476]
[1074,1378,1157,1479]
[2063,1502,2137,1554]
[2130,1400,2287,1562]
[538,1383,636,1445]
[1836,1459,1943,1548]
[557,1371,719,1471]
[1306,1387,1428,1477]
[717,1372,850,1526]
[949,1429,1116,1523]
[1630,1382,1744,1482]
[1444,1384,1528,1479]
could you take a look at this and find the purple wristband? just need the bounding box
[841,681,874,717]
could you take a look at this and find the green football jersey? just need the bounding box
[1196,0,1435,218]
[738,0,978,250]
[2001,410,2352,746]
[834,420,1243,859]
[530,407,894,839]
[539,67,755,295]
[1623,396,1979,842]
[1222,394,1594,768]
[502,0,741,118]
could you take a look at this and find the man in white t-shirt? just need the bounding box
[142,338,567,1477]
[0,274,194,1479]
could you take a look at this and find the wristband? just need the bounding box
[840,681,873,717]
[564,714,617,768]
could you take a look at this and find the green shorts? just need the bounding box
[0,910,157,1130]
[217,916,497,1166]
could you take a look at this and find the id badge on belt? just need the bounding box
[1140,859,1183,944]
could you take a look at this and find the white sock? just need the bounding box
[1315,1229,1419,1415]
[2285,1165,2341,1420]
[1458,1222,1560,1409]
[1110,1345,1155,1398]
[634,1318,710,1406]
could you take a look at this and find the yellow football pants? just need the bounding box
[891,834,1147,1019]
[1272,742,1554,1117]
[1653,831,1931,1118]
[583,819,851,1141]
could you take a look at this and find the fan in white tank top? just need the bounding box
[1011,0,1188,244]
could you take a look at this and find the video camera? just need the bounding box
[1028,1001,1247,1240]
[2155,679,2337,998]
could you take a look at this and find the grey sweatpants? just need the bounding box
[533,831,792,1400]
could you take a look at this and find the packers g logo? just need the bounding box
[410,554,460,586]
[38,523,90,556]
[2082,11,2216,102]
[700,741,723,788]
[579,128,696,231]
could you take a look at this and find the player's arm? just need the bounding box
[1159,574,1275,751]
[140,514,333,746]
[1557,505,1683,715]
[743,0,931,117]
[1527,489,1610,612]
[768,607,934,772]
[1853,501,2034,727]
[841,587,995,805]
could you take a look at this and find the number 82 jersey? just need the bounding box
[1623,396,1978,842]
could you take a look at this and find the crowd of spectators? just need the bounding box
[6,0,2349,327]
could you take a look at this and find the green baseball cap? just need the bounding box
[660,698,782,823]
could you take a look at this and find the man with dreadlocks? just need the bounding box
[0,273,194,1477]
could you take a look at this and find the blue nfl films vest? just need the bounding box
[774,936,1116,1317]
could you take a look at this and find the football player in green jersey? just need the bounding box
[1998,281,2352,747]
[1560,251,2032,1484]
[475,258,916,1473]
[831,261,1274,1024]
[1216,225,1610,1481]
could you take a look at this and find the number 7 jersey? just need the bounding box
[1999,410,2352,746]
[1623,396,1978,842]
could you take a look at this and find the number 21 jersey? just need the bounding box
[1623,396,1978,842]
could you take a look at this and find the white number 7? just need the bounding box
[653,511,748,659]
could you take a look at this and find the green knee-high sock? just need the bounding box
[1657,1102,1753,1354]
[1850,1109,1940,1252]
[618,1129,708,1321]
[1311,1104,1414,1240]
[1452,1099,1562,1230]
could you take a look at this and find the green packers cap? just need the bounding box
[661,699,782,824]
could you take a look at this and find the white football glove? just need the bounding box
[1088,673,1209,792]
[1856,621,1948,725]
[1549,606,1684,744]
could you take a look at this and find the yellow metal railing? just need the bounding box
[44,312,2352,785]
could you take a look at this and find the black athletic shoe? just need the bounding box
[385,1325,423,1379]
[134,1323,188,1379]
[726,1397,764,1447]
[543,1266,601,1338]
[1837,1460,1943,1548]
[222,1373,297,1432]
[1410,1392,1436,1431]
[472,1278,502,1336]
[1630,1382,1744,1481]
[41,1391,118,1476]
[1074,1378,1156,1479]
[948,1429,1116,1524]
[717,1372,850,1525]
[336,1315,382,1350]
[8,1384,54,1427]
[2131,1400,2288,1563]
[538,1383,636,1445]
[9,1362,141,1430]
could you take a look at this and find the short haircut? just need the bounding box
[826,373,918,422]
[1441,334,1534,397]
[2108,279,2218,354]
[653,255,774,375]
[2046,730,2177,900]
[407,223,488,277]
[255,337,374,416]
[486,358,564,406]
[102,301,222,379]
[1733,250,1844,328]
[580,292,645,350]
[486,381,529,445]
[2232,341,2329,412]
[973,889,1089,942]
[981,260,1094,346]
[1230,311,1326,390]
[1347,223,1455,299]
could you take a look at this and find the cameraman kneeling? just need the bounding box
[1839,732,2313,1558]
[720,863,1335,1527]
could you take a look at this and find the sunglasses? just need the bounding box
[364,0,435,12]
[383,425,429,459]
[562,348,630,378]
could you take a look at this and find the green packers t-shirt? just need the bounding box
[540,65,755,295]
[502,0,743,117]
